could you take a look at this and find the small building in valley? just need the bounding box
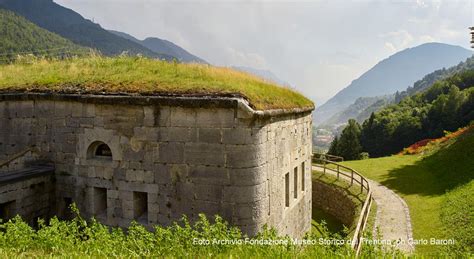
[0,57,314,238]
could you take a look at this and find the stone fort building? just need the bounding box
[0,91,313,238]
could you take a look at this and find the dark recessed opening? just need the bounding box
[0,201,16,221]
[294,167,298,199]
[32,216,40,230]
[93,187,107,219]
[285,173,290,207]
[62,197,74,220]
[301,161,305,192]
[133,191,148,224]
[95,144,112,157]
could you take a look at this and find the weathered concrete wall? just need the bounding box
[0,95,312,238]
[312,179,356,227]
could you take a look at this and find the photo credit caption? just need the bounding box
[193,238,456,246]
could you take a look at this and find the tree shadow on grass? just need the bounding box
[380,131,474,196]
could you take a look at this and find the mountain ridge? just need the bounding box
[0,0,175,60]
[322,55,474,127]
[0,8,88,62]
[109,30,206,63]
[314,42,472,125]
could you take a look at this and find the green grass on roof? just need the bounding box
[0,56,314,111]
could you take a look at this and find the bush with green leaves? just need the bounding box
[0,204,400,257]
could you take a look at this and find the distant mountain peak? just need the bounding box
[109,30,207,64]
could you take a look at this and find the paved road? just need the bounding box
[312,165,414,254]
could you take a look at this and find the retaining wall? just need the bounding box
[312,179,356,227]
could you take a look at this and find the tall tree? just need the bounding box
[336,119,362,160]
[328,136,340,156]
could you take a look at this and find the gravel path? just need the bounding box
[312,165,414,254]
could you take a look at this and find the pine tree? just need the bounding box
[338,119,362,160]
[328,136,340,156]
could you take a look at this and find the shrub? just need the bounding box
[0,204,395,257]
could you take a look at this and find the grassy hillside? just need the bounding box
[0,56,313,111]
[341,127,474,255]
[0,9,88,62]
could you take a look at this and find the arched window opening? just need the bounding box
[87,141,113,160]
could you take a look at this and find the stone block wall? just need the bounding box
[311,179,356,227]
[0,149,40,173]
[0,95,312,238]
[0,174,55,225]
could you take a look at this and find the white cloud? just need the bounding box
[419,34,436,42]
[415,0,429,8]
[384,42,397,52]
[381,30,439,53]
[379,30,415,52]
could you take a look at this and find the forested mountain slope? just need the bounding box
[361,70,474,157]
[323,55,474,128]
[0,0,174,60]
[0,8,88,62]
[314,43,472,125]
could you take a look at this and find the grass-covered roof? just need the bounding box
[0,57,314,111]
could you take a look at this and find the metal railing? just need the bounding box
[312,153,373,256]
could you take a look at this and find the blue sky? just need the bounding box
[56,0,472,104]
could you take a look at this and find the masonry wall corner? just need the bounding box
[0,94,313,238]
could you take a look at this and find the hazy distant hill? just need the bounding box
[232,66,290,86]
[321,95,393,126]
[314,43,472,125]
[109,30,206,63]
[0,0,174,60]
[323,55,474,127]
[0,8,88,62]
